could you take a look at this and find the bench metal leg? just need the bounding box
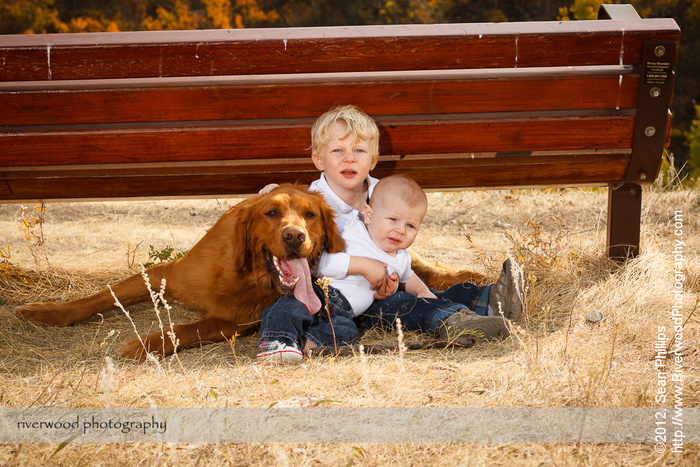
[607,184,642,259]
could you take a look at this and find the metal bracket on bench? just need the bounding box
[624,40,677,185]
[599,4,677,185]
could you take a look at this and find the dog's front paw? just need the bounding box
[119,338,150,361]
[16,303,63,326]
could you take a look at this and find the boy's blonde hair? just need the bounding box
[311,105,380,160]
[370,175,427,214]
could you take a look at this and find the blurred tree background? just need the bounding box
[1,0,698,181]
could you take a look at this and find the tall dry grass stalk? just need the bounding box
[1,187,698,464]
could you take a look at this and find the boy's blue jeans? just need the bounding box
[258,283,359,349]
[258,281,492,348]
[354,282,493,334]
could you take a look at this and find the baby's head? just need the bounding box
[364,175,428,255]
[311,105,380,162]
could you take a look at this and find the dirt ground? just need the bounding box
[0,185,698,465]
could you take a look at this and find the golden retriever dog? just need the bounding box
[16,184,487,360]
[16,184,345,360]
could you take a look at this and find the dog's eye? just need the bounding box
[265,209,279,217]
[305,211,316,219]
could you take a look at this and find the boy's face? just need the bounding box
[312,123,377,194]
[363,198,425,256]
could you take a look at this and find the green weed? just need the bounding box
[142,244,187,268]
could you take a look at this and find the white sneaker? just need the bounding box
[257,340,303,363]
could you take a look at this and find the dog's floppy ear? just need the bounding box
[319,199,345,254]
[229,199,253,273]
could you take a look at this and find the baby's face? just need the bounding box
[363,198,425,256]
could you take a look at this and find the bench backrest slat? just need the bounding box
[1,20,679,81]
[2,112,634,167]
[4,150,630,199]
[2,67,639,126]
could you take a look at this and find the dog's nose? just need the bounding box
[282,226,306,247]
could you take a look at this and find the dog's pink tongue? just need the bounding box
[285,258,321,314]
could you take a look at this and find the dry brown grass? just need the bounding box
[1,186,699,465]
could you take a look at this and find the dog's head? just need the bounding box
[230,184,344,311]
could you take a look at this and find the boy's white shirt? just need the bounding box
[311,174,415,316]
[309,173,378,279]
[310,173,378,233]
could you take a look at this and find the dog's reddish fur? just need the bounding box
[16,184,344,360]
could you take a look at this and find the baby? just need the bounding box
[320,174,436,317]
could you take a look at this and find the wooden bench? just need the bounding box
[0,5,680,258]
